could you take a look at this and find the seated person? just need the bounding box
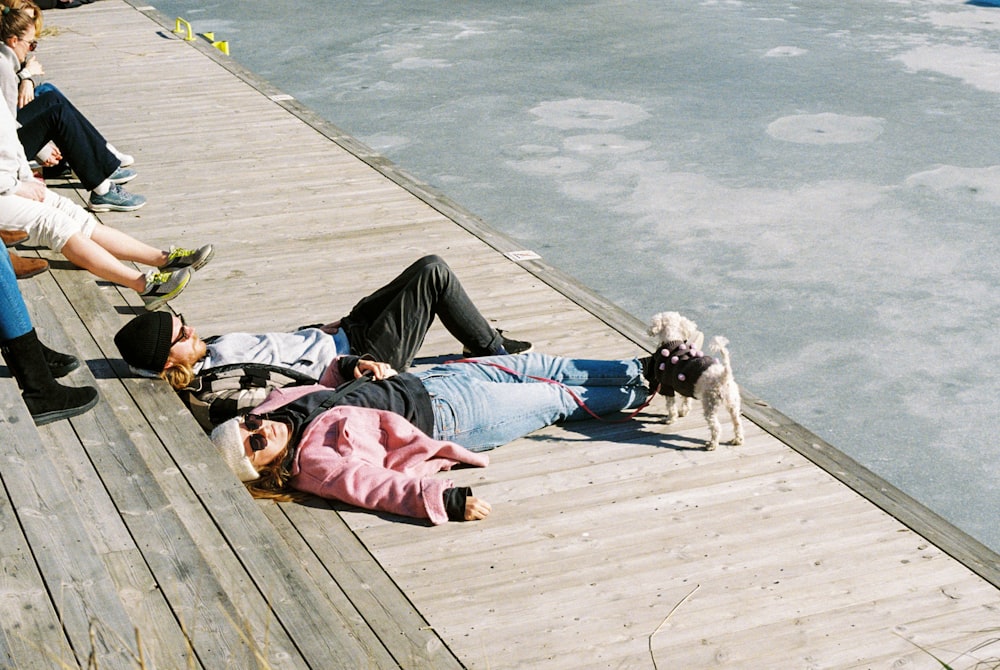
[0,5,144,211]
[0,81,212,310]
[114,255,532,429]
[0,243,97,425]
[210,352,655,524]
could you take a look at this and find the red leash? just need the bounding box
[444,358,657,423]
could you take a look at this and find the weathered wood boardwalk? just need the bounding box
[0,1,997,667]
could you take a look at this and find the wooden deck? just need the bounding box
[0,1,997,667]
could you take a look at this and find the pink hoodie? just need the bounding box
[251,385,489,524]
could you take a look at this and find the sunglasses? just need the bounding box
[19,37,37,51]
[170,314,190,347]
[243,414,268,452]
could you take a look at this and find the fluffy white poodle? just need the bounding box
[647,311,744,450]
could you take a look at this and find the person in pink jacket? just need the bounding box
[210,352,656,523]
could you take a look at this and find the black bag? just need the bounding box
[180,363,317,432]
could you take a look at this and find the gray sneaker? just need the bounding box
[108,166,137,185]
[160,244,215,271]
[140,268,191,311]
[89,183,147,212]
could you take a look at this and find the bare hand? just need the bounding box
[354,359,396,380]
[464,496,491,521]
[17,79,34,108]
[15,179,46,202]
[21,56,43,78]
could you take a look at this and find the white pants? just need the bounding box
[0,188,97,252]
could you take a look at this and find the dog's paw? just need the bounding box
[729,435,743,446]
[704,441,718,451]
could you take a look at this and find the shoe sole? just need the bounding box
[32,393,100,426]
[159,246,215,273]
[142,272,191,311]
[188,246,215,271]
[109,171,137,185]
[14,265,49,280]
[88,200,147,213]
[49,357,81,378]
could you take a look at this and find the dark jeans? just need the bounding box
[340,255,503,371]
[17,88,119,191]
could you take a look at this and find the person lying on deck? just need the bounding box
[113,255,533,431]
[209,352,657,524]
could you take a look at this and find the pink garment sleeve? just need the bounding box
[292,409,488,524]
[294,448,454,524]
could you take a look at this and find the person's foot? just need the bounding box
[497,330,532,355]
[159,244,215,272]
[1,230,28,247]
[140,268,191,311]
[89,184,147,212]
[108,166,137,185]
[107,144,134,167]
[40,343,81,378]
[9,251,49,279]
[463,330,533,356]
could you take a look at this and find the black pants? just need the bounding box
[340,255,503,371]
[17,88,119,191]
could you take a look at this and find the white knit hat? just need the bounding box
[210,418,260,482]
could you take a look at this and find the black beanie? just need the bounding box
[114,312,174,373]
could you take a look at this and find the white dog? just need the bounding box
[647,311,744,450]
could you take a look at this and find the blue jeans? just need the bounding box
[0,251,33,340]
[416,353,648,452]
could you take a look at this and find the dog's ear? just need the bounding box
[647,312,667,339]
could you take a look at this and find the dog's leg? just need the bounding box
[665,395,679,424]
[726,383,744,446]
[702,394,721,451]
[678,396,692,418]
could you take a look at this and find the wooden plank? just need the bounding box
[50,256,389,668]
[30,4,1000,670]
[0,331,138,668]
[0,379,74,667]
[266,501,464,669]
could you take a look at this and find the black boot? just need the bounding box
[39,341,80,378]
[1,329,99,425]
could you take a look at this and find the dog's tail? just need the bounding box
[709,336,735,384]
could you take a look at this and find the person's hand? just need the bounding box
[464,496,491,521]
[354,359,396,380]
[15,179,46,202]
[34,141,62,167]
[21,56,43,78]
[318,319,341,334]
[17,78,34,108]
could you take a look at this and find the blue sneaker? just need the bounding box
[89,183,146,212]
[108,166,137,184]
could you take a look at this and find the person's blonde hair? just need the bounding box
[161,361,196,391]
[244,447,308,502]
[0,0,41,33]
